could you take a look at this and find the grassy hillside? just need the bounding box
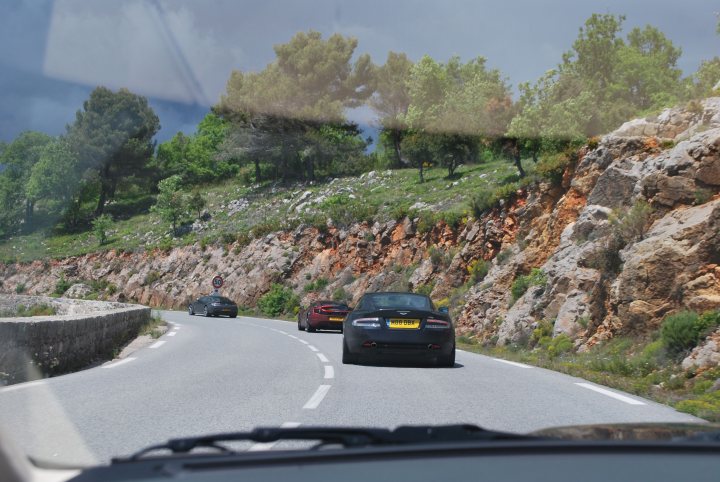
[0,160,522,263]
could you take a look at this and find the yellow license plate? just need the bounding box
[388,319,420,329]
[329,317,344,321]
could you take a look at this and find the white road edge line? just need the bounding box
[248,422,301,451]
[493,358,534,369]
[298,339,309,345]
[102,357,136,369]
[308,345,319,352]
[277,330,288,335]
[0,380,47,393]
[167,332,177,337]
[149,340,166,349]
[317,353,329,363]
[287,335,298,340]
[324,365,334,379]
[575,382,646,405]
[303,385,331,409]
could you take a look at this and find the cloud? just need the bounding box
[43,0,243,106]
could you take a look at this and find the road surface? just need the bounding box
[0,310,701,466]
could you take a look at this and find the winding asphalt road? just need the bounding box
[0,310,701,466]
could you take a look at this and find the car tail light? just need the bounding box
[352,317,381,328]
[425,318,451,329]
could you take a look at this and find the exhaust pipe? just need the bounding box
[371,342,377,348]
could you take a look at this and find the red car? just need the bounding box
[298,300,350,332]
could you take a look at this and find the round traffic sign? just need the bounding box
[212,275,224,289]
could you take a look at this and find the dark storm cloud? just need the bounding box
[1,0,718,142]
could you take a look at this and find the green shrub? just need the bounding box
[53,275,72,296]
[92,214,113,246]
[470,189,495,218]
[221,232,235,244]
[536,153,571,185]
[14,303,56,317]
[415,282,434,296]
[416,211,436,235]
[547,334,574,358]
[496,249,512,265]
[467,259,489,283]
[144,271,161,286]
[659,311,720,355]
[675,391,720,420]
[511,268,546,302]
[694,189,712,205]
[492,182,520,204]
[15,283,26,294]
[439,210,464,230]
[258,283,299,317]
[332,287,349,302]
[304,277,330,293]
[250,220,281,239]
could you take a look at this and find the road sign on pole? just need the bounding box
[212,275,224,289]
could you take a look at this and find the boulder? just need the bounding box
[64,283,93,299]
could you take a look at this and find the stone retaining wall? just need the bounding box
[0,295,150,385]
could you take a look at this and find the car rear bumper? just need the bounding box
[208,307,238,317]
[344,327,454,357]
[308,317,345,330]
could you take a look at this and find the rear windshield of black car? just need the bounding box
[210,297,235,304]
[360,293,432,311]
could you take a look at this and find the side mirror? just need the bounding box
[438,306,449,314]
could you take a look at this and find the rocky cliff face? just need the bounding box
[1,99,719,360]
[458,98,720,352]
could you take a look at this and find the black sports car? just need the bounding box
[342,292,455,367]
[188,295,238,318]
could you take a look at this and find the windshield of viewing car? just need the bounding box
[0,0,719,471]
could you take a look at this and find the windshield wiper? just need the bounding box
[117,424,542,461]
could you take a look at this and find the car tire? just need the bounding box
[438,344,456,368]
[203,306,209,317]
[230,314,237,318]
[188,305,194,316]
[342,337,358,365]
[306,314,315,332]
[297,317,304,331]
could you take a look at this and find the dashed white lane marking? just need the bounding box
[324,365,334,379]
[167,331,177,337]
[575,383,646,405]
[248,422,301,451]
[303,385,331,409]
[102,357,136,369]
[149,340,166,349]
[0,380,46,393]
[308,345,319,352]
[493,358,533,369]
[298,339,309,345]
[317,353,329,363]
[287,335,298,340]
[277,330,288,335]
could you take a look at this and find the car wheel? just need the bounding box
[437,344,456,368]
[342,337,358,365]
[203,306,209,317]
[230,314,237,318]
[306,314,315,332]
[297,317,304,331]
[188,305,194,316]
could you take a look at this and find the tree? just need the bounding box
[151,175,187,236]
[92,214,113,246]
[403,55,512,179]
[688,57,720,98]
[155,113,236,183]
[67,87,160,216]
[369,52,413,168]
[26,138,81,220]
[216,31,374,182]
[0,131,53,232]
[188,190,206,219]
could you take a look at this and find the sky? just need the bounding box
[1,0,718,144]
